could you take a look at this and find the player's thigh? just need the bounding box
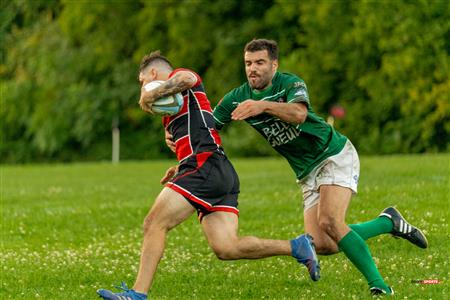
[318,185,352,223]
[201,211,238,250]
[318,185,352,241]
[315,140,359,225]
[146,187,195,230]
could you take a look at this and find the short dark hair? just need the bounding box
[139,50,173,72]
[244,39,278,60]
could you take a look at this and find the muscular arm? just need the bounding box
[231,100,308,125]
[140,71,196,106]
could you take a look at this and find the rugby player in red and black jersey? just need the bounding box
[96,51,320,300]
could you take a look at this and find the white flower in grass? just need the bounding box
[373,257,380,266]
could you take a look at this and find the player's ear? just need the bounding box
[272,59,278,72]
[150,67,158,81]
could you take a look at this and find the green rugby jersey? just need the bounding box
[213,71,347,180]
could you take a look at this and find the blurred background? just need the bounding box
[1,0,449,163]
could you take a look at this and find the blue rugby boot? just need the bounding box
[290,234,320,281]
[97,282,147,300]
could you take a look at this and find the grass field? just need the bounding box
[1,154,448,299]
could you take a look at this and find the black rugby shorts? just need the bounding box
[166,151,240,220]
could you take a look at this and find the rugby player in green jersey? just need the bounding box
[211,39,428,296]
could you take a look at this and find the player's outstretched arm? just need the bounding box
[231,100,307,125]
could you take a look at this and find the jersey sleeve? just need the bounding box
[169,68,202,87]
[286,79,310,108]
[213,92,236,130]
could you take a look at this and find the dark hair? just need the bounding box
[244,39,278,60]
[139,50,173,72]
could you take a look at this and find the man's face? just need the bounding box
[244,50,278,90]
[138,68,155,87]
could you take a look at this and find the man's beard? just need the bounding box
[249,75,270,90]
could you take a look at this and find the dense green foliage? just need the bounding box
[1,0,449,162]
[1,155,448,298]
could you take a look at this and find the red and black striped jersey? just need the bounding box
[162,68,222,162]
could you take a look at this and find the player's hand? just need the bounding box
[139,87,156,114]
[231,99,266,120]
[139,99,154,114]
[160,165,179,185]
[165,130,176,153]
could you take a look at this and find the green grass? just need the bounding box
[1,154,448,299]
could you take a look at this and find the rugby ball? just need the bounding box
[143,80,184,115]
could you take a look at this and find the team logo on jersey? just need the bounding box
[260,120,301,147]
[294,88,308,98]
[293,81,306,89]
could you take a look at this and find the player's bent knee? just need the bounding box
[318,217,333,234]
[318,217,340,241]
[210,244,238,260]
[214,249,236,260]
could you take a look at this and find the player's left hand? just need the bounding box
[139,100,154,114]
[139,87,156,114]
[231,99,266,120]
[165,130,176,153]
[160,165,179,185]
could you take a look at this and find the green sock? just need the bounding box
[338,230,390,291]
[349,216,393,240]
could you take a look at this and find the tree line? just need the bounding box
[1,0,449,163]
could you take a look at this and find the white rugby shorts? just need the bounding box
[297,140,360,211]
